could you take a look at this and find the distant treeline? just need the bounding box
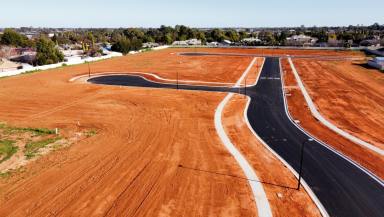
[1,23,384,56]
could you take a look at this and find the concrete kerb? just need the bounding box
[215,57,273,217]
[238,57,330,217]
[283,57,384,186]
[287,57,384,156]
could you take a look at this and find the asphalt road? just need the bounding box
[89,58,384,217]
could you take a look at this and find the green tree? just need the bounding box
[210,29,226,42]
[1,29,31,47]
[130,38,143,51]
[163,33,173,44]
[239,31,248,40]
[225,30,240,42]
[35,37,64,66]
[111,37,142,54]
[196,31,206,43]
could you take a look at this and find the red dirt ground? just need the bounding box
[0,50,320,216]
[223,95,320,217]
[281,58,384,179]
[74,49,255,84]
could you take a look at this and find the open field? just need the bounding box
[0,49,382,216]
[0,49,327,216]
[281,59,384,178]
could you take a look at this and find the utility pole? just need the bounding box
[176,70,179,90]
[244,76,247,96]
[88,61,91,78]
[297,138,314,190]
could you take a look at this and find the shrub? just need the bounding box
[35,37,64,66]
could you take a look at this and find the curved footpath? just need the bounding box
[88,57,384,217]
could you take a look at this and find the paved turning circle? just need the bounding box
[89,57,384,217]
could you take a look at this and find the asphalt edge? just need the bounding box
[287,57,384,156]
[241,57,330,217]
[215,57,273,217]
[283,58,384,186]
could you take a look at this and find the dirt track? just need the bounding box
[281,58,384,178]
[0,48,363,216]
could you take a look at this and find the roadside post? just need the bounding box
[177,70,179,90]
[244,76,247,96]
[88,61,91,78]
[297,138,314,190]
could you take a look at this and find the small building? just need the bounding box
[61,49,83,57]
[368,57,384,71]
[172,41,188,46]
[186,39,202,46]
[207,42,219,47]
[241,37,261,43]
[142,42,160,48]
[221,40,232,46]
[10,51,36,65]
[360,39,381,47]
[286,34,317,46]
[22,32,39,40]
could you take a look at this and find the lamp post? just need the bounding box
[244,76,247,96]
[297,138,314,190]
[177,60,181,90]
[88,61,91,78]
[176,70,179,90]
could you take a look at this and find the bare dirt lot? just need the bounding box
[281,58,384,178]
[0,48,363,216]
[222,95,320,217]
[0,49,317,216]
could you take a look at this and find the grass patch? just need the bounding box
[0,140,18,163]
[0,123,55,136]
[24,137,61,159]
[22,69,42,74]
[85,129,98,138]
[0,171,11,178]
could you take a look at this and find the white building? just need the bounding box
[286,34,317,46]
[172,39,201,46]
[142,42,160,48]
[221,40,232,45]
[172,41,188,46]
[241,37,261,43]
[186,39,202,45]
[207,42,219,47]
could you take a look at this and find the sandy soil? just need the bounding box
[222,94,321,217]
[281,59,384,178]
[0,48,322,216]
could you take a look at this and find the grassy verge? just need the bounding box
[0,140,18,163]
[25,137,61,159]
[0,123,55,136]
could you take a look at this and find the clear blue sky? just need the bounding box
[2,0,383,28]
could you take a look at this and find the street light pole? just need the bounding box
[88,61,91,78]
[244,76,247,96]
[297,138,314,190]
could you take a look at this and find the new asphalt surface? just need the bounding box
[89,57,384,217]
